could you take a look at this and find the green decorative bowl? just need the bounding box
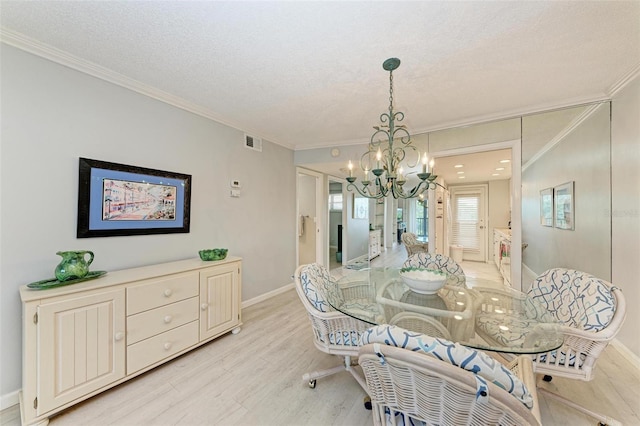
[199,248,228,261]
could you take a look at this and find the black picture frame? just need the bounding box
[77,158,191,238]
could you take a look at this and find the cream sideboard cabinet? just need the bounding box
[369,229,382,260]
[19,257,242,426]
[493,229,511,286]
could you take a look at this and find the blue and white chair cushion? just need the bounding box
[300,263,379,346]
[361,324,534,408]
[526,268,616,367]
[527,268,616,332]
[299,263,343,312]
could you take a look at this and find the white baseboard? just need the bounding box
[1,389,19,410]
[241,282,295,309]
[611,339,640,371]
[521,263,538,289]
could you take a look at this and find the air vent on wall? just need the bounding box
[244,134,262,152]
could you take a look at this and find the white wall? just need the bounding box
[488,179,511,263]
[0,45,296,400]
[611,75,640,358]
[345,193,369,261]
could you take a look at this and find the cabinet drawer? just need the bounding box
[127,321,198,374]
[127,272,199,315]
[126,296,199,345]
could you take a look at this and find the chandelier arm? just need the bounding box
[392,126,411,146]
[347,182,381,199]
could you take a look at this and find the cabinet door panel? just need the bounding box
[199,263,240,340]
[38,289,125,414]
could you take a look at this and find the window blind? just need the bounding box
[452,193,480,252]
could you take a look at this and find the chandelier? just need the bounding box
[346,58,440,199]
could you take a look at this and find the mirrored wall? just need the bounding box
[521,102,611,283]
[297,101,613,289]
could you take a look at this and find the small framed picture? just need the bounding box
[540,188,553,227]
[554,181,574,230]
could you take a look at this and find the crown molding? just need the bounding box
[607,62,640,97]
[0,28,296,151]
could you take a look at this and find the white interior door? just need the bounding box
[451,185,488,262]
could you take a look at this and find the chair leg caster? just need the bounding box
[542,375,553,382]
[308,379,317,389]
[364,396,372,410]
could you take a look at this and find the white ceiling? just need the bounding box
[1,1,639,156]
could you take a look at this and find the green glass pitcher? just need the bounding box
[54,250,94,282]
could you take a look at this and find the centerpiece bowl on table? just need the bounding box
[399,267,448,294]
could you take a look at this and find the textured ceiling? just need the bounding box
[1,1,639,151]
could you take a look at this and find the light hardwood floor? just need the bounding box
[2,245,639,425]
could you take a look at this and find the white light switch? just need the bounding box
[230,189,241,197]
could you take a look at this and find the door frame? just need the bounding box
[429,139,523,290]
[450,184,489,262]
[327,175,347,270]
[296,167,325,267]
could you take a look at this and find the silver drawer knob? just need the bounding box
[163,342,172,350]
[114,332,124,341]
[201,303,209,311]
[163,289,173,297]
[163,315,172,324]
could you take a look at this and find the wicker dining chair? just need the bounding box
[358,325,541,425]
[526,268,627,425]
[388,312,452,340]
[403,252,466,287]
[401,232,429,257]
[293,263,374,390]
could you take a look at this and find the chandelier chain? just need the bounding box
[389,71,394,113]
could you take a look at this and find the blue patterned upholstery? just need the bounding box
[527,268,616,332]
[299,263,378,346]
[361,324,534,408]
[402,253,466,287]
[299,263,343,312]
[526,268,617,368]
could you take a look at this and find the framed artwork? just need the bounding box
[353,194,369,219]
[540,187,553,227]
[554,181,574,230]
[77,157,192,238]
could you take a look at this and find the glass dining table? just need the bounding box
[331,267,564,355]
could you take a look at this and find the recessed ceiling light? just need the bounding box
[495,167,505,171]
[458,176,466,179]
[492,173,500,176]
[499,159,510,163]
[457,171,465,174]
[454,164,464,168]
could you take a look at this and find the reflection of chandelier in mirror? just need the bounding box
[346,58,441,199]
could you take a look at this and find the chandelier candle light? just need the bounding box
[346,58,439,199]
